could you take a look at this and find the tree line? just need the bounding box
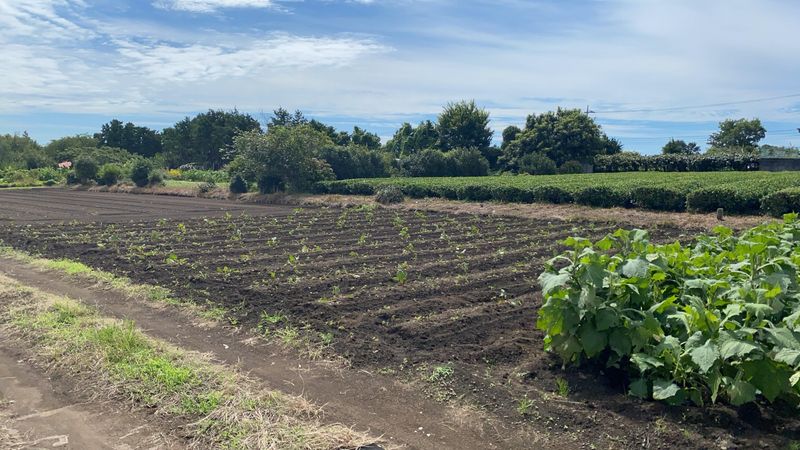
[1,101,796,193]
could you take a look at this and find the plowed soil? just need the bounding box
[0,188,797,449]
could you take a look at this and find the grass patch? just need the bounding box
[0,274,378,449]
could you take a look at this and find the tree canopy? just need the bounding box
[662,139,701,155]
[94,119,162,157]
[707,118,766,151]
[501,108,621,168]
[436,100,493,151]
[161,109,262,169]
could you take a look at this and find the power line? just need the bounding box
[591,93,800,114]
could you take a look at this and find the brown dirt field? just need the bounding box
[0,189,796,450]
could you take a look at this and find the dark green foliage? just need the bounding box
[662,139,701,155]
[130,159,152,187]
[0,133,43,169]
[231,126,332,193]
[538,218,800,407]
[449,148,489,176]
[43,135,97,161]
[229,174,248,194]
[148,170,164,186]
[318,145,387,179]
[375,186,404,204]
[708,118,766,151]
[502,108,620,168]
[630,186,687,211]
[94,119,162,157]
[384,120,439,156]
[518,153,557,175]
[73,156,98,183]
[558,160,584,174]
[532,185,573,204]
[97,164,122,186]
[594,153,759,172]
[761,187,800,217]
[50,146,136,166]
[198,181,217,194]
[574,186,629,208]
[399,149,454,177]
[436,100,493,151]
[162,109,262,169]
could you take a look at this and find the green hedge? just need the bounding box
[761,187,800,217]
[318,172,800,215]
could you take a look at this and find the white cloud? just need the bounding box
[152,0,276,13]
[0,0,92,40]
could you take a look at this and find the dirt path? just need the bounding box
[0,258,546,450]
[0,346,178,449]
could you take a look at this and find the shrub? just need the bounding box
[538,218,800,407]
[574,186,630,208]
[532,185,573,204]
[148,170,164,186]
[761,187,800,217]
[457,184,493,201]
[73,156,98,184]
[400,149,454,177]
[519,153,557,175]
[65,171,80,185]
[449,148,490,176]
[43,179,57,186]
[558,160,584,174]
[686,187,756,214]
[198,181,217,194]
[375,186,404,204]
[630,186,687,211]
[97,164,123,186]
[229,175,248,194]
[130,159,152,187]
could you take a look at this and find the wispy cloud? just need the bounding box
[152,0,277,13]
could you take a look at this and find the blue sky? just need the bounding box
[1,0,799,154]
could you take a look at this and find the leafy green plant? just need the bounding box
[537,215,800,407]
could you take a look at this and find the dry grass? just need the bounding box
[0,274,380,450]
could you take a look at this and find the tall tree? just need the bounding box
[707,118,766,151]
[161,109,262,168]
[384,120,438,156]
[436,100,493,151]
[268,108,307,129]
[351,126,381,150]
[95,119,162,157]
[662,139,701,155]
[501,108,620,168]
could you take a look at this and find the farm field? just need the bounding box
[320,171,800,214]
[0,189,798,449]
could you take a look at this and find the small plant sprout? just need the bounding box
[393,262,409,284]
[517,397,535,416]
[428,365,454,383]
[555,377,570,397]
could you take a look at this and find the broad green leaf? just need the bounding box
[622,258,649,278]
[741,359,791,402]
[790,372,800,387]
[719,339,759,361]
[727,380,756,406]
[539,272,571,296]
[652,380,680,401]
[595,308,618,331]
[773,348,800,367]
[765,327,800,350]
[690,340,719,373]
[628,378,648,399]
[578,323,607,358]
[609,328,632,356]
[630,353,664,372]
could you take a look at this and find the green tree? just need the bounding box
[351,126,381,150]
[268,108,307,129]
[44,135,98,161]
[94,119,162,157]
[0,132,42,168]
[501,125,521,150]
[384,120,438,156]
[230,125,332,193]
[501,108,620,168]
[161,109,262,169]
[662,139,701,155]
[436,100,493,151]
[707,118,766,151]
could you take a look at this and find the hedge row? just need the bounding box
[593,153,759,173]
[317,172,800,216]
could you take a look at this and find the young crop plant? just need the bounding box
[537,214,800,407]
[393,262,409,284]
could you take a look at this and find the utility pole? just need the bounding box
[585,105,595,115]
